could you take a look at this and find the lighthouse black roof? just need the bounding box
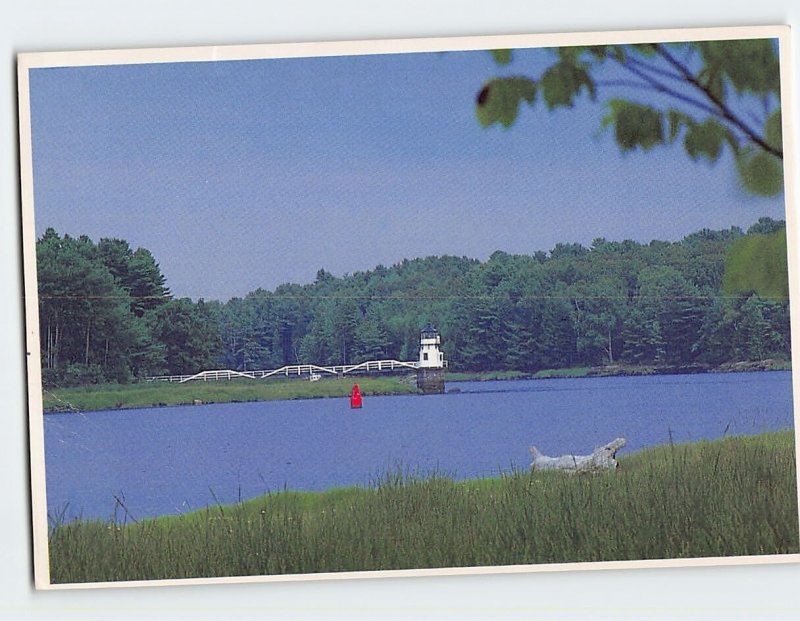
[421,323,439,337]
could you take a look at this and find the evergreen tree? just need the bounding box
[37,220,791,385]
[148,298,222,375]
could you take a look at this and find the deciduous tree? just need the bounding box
[476,40,783,196]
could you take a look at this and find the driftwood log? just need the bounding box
[529,438,627,473]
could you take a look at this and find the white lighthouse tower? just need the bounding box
[418,323,445,368]
[417,324,446,393]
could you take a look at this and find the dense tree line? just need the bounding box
[208,218,790,373]
[37,219,790,386]
[37,229,220,386]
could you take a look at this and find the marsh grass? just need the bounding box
[48,431,799,583]
[532,367,593,379]
[43,376,418,413]
[446,370,530,382]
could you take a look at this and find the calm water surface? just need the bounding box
[44,372,795,522]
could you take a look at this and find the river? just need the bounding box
[43,371,795,522]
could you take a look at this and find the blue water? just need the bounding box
[44,372,795,522]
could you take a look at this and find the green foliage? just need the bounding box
[532,366,591,379]
[569,276,627,364]
[194,220,790,376]
[477,39,784,195]
[39,220,790,387]
[634,265,707,365]
[38,229,181,385]
[475,77,536,128]
[602,99,663,151]
[37,229,154,385]
[48,432,798,582]
[148,299,221,375]
[698,39,780,96]
[490,49,512,65]
[696,294,790,365]
[747,216,785,235]
[539,52,595,109]
[682,118,733,162]
[765,109,783,150]
[723,228,788,299]
[43,376,417,412]
[735,145,784,196]
[96,238,170,317]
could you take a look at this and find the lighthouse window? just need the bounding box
[423,353,429,361]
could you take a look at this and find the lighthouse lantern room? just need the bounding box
[418,323,444,368]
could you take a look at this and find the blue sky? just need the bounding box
[29,45,785,300]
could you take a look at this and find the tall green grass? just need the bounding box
[48,431,799,583]
[43,376,418,412]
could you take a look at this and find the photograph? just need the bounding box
[17,25,799,588]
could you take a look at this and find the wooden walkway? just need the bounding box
[147,359,427,384]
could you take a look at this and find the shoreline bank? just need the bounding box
[447,359,791,382]
[47,430,799,583]
[43,375,420,414]
[43,360,791,413]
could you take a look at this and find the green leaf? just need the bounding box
[765,108,783,151]
[699,39,780,96]
[603,99,664,151]
[557,47,582,63]
[475,77,537,128]
[610,46,627,63]
[698,66,726,103]
[735,145,784,196]
[667,110,691,143]
[490,49,512,66]
[629,42,658,58]
[587,46,611,60]
[722,229,788,299]
[683,119,730,162]
[540,61,595,109]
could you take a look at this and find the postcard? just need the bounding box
[18,25,799,589]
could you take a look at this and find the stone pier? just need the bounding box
[416,367,445,394]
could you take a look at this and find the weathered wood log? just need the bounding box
[529,438,626,473]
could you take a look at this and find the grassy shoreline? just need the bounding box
[448,359,792,382]
[44,360,792,412]
[43,375,419,413]
[48,430,799,583]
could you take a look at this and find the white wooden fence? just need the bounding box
[146,359,437,384]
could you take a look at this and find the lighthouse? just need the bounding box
[416,324,446,394]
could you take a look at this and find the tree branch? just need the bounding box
[595,79,662,91]
[591,54,748,144]
[652,43,782,159]
[614,56,727,121]
[624,54,686,85]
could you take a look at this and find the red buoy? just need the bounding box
[350,384,363,409]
